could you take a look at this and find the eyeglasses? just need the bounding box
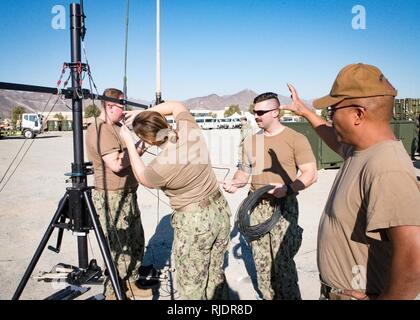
[140,145,150,153]
[139,141,152,154]
[252,108,278,116]
[326,105,365,121]
[109,103,124,110]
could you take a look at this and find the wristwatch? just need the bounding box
[285,184,294,196]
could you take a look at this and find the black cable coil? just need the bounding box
[235,185,284,242]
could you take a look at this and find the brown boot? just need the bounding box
[126,281,153,300]
[105,293,116,300]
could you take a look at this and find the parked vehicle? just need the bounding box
[219,117,241,129]
[195,117,220,130]
[0,113,44,139]
[166,116,176,129]
[280,116,301,123]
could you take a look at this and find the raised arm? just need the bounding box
[283,84,345,157]
[124,101,188,126]
[119,124,155,189]
[148,101,189,118]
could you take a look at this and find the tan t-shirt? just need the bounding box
[85,117,138,191]
[143,112,219,210]
[241,127,316,191]
[318,140,420,294]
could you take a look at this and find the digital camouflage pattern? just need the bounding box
[250,196,303,300]
[93,189,145,297]
[171,193,231,300]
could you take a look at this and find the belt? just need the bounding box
[94,187,138,193]
[320,283,353,300]
[177,190,223,212]
[320,282,374,300]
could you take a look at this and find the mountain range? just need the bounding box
[0,88,310,118]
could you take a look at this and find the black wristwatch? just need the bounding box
[285,184,294,196]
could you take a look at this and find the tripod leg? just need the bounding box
[83,190,126,300]
[12,193,69,300]
[48,216,66,253]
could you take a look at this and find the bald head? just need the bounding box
[338,96,394,123]
[362,96,394,122]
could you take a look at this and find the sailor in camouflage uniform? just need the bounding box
[121,101,231,299]
[223,92,317,300]
[86,88,146,298]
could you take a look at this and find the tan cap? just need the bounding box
[313,63,397,109]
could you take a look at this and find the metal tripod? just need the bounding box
[12,3,125,300]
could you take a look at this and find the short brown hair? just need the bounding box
[132,111,171,145]
[101,88,123,108]
[253,92,279,105]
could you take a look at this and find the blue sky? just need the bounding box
[0,0,419,101]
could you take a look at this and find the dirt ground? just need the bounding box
[0,130,418,300]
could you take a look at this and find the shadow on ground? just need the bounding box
[142,214,176,300]
[230,225,260,299]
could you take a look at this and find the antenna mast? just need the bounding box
[155,0,163,104]
[123,0,130,100]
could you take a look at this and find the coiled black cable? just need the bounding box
[235,185,284,242]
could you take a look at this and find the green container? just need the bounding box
[414,99,420,114]
[61,120,72,131]
[47,120,59,131]
[285,119,418,167]
[391,120,418,159]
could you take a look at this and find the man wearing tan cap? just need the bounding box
[283,63,420,300]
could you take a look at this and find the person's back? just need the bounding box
[143,111,219,210]
[121,102,231,300]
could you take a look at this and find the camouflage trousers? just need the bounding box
[250,196,303,300]
[92,188,145,296]
[171,191,231,300]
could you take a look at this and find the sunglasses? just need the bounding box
[252,108,278,116]
[326,105,365,121]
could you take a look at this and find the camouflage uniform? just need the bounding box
[92,188,145,297]
[250,195,303,300]
[238,123,253,164]
[171,191,231,300]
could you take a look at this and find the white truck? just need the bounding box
[19,113,44,138]
[219,117,241,129]
[0,113,44,139]
[195,117,221,130]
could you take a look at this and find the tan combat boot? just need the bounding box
[125,280,154,300]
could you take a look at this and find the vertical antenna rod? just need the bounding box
[70,3,88,269]
[123,0,130,100]
[155,0,162,104]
